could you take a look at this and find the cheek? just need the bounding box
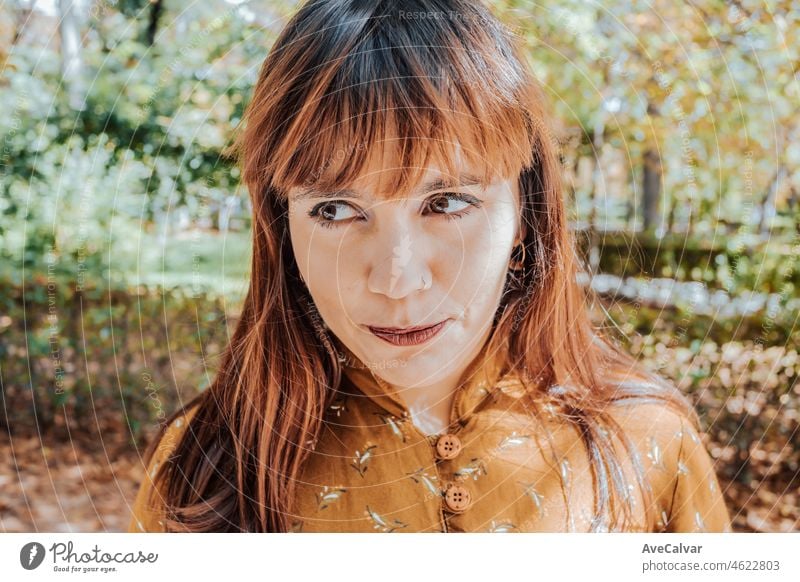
[289,217,358,321]
[439,210,516,290]
[290,208,335,276]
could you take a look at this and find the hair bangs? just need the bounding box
[258,5,538,200]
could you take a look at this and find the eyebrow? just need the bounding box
[292,172,485,201]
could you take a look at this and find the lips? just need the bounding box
[367,320,450,346]
[369,322,443,333]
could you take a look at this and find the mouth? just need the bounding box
[367,320,450,347]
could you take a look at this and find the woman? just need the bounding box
[129,0,731,533]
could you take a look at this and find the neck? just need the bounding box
[399,374,461,436]
[391,323,495,436]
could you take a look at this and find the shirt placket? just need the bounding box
[340,348,506,532]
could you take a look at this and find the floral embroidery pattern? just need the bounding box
[315,486,347,510]
[658,508,670,530]
[559,458,572,490]
[694,511,707,531]
[375,412,409,443]
[488,519,518,532]
[365,505,408,532]
[497,431,532,450]
[405,467,440,496]
[646,435,667,471]
[518,480,547,518]
[350,444,377,477]
[454,457,488,481]
[327,395,349,418]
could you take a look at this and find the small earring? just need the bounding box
[509,241,527,271]
[506,241,529,292]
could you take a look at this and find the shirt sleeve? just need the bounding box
[127,410,195,533]
[665,416,732,532]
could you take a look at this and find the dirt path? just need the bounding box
[0,433,144,532]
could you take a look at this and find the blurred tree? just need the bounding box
[58,0,86,111]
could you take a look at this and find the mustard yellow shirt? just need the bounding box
[128,350,731,533]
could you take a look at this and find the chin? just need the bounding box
[375,367,441,388]
[381,349,462,381]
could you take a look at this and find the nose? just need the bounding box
[366,223,433,299]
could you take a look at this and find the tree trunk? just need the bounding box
[588,115,605,274]
[642,148,662,233]
[58,0,86,111]
[147,0,164,46]
[758,165,786,236]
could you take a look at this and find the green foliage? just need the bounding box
[586,231,800,294]
[495,0,800,236]
[0,274,235,442]
[1,0,270,282]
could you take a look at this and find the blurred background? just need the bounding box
[0,0,798,532]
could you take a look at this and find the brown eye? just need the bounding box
[319,203,338,221]
[426,192,479,217]
[308,201,361,228]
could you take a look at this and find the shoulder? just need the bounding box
[605,399,731,532]
[606,399,688,453]
[127,403,201,532]
[150,402,202,465]
[150,404,201,462]
[605,399,689,495]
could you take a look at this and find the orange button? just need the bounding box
[443,482,472,513]
[435,433,462,460]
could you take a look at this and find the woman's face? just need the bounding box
[287,158,521,388]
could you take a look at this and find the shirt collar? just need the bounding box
[333,336,516,428]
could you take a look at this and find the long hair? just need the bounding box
[146,0,697,532]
